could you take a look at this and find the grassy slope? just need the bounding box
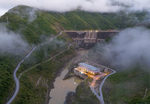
[0,5,148,104]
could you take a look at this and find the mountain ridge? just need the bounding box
[0,5,149,104]
[0,5,146,44]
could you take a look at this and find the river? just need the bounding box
[49,69,81,104]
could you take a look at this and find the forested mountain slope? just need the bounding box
[0,5,148,104]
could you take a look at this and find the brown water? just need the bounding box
[49,69,81,104]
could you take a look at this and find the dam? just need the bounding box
[64,30,119,48]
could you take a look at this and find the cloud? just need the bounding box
[104,27,150,69]
[0,25,29,55]
[0,8,8,17]
[0,0,150,16]
[113,0,150,11]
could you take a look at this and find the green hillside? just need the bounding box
[103,68,150,104]
[0,5,146,44]
[0,5,148,104]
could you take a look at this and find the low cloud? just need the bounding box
[1,0,150,16]
[0,25,29,55]
[113,0,150,12]
[104,27,150,69]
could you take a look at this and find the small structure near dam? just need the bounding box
[73,62,116,104]
[65,30,119,48]
[74,63,110,83]
[74,63,102,79]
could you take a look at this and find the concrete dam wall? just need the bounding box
[65,30,119,48]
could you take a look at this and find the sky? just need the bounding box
[0,0,150,16]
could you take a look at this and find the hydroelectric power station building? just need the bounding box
[74,63,101,78]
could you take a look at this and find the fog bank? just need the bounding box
[104,27,150,69]
[0,25,29,55]
[1,0,150,16]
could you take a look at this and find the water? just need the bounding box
[49,69,81,104]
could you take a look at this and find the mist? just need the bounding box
[103,27,150,69]
[1,0,150,16]
[0,25,29,55]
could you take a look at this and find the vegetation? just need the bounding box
[103,68,150,104]
[66,79,99,104]
[0,5,149,104]
[12,47,75,104]
[17,38,67,74]
[0,55,21,104]
[0,5,146,44]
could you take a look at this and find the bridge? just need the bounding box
[64,30,119,48]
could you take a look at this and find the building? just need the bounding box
[74,63,101,78]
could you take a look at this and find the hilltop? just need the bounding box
[0,5,147,44]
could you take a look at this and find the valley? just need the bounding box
[0,5,150,104]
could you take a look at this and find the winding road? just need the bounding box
[6,47,36,104]
[91,69,116,104]
[6,31,64,104]
[99,69,116,104]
